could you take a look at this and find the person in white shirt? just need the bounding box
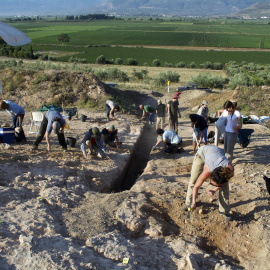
[224,100,242,162]
[153,128,182,153]
[105,100,120,121]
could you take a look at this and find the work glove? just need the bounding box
[15,127,22,133]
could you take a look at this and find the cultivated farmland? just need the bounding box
[8,19,270,66]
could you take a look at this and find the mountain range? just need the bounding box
[0,0,266,17]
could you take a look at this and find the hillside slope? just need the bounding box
[0,0,261,16]
[232,1,270,18]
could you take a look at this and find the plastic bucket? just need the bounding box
[67,137,76,147]
[80,114,87,122]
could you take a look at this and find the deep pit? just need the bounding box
[112,124,158,192]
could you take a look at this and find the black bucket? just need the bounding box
[67,137,77,147]
[80,114,87,122]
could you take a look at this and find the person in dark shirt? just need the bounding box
[155,100,166,130]
[101,125,120,149]
[167,94,181,134]
[189,114,208,154]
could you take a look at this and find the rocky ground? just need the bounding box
[0,86,270,270]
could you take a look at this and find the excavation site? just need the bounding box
[0,81,269,270]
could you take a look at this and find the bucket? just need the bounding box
[67,137,77,147]
[80,114,87,122]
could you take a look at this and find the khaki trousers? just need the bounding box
[185,150,230,213]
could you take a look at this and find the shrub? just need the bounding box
[164,62,172,67]
[41,54,48,61]
[212,62,224,70]
[154,77,166,87]
[131,68,149,80]
[189,73,228,89]
[69,57,87,63]
[126,58,138,66]
[201,61,213,69]
[115,58,123,65]
[229,73,252,89]
[153,59,161,67]
[175,62,185,68]
[96,55,106,64]
[94,67,129,82]
[189,62,196,68]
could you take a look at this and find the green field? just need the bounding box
[11,19,270,66]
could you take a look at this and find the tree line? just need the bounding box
[65,14,117,21]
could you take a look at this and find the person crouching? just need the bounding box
[81,127,108,159]
[153,128,182,153]
[101,125,121,149]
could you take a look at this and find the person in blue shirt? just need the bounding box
[81,127,108,159]
[0,100,26,142]
[153,128,182,153]
[32,110,68,151]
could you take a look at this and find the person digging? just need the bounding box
[31,110,69,151]
[139,104,156,125]
[81,127,109,159]
[101,124,121,149]
[182,145,234,221]
[153,128,183,154]
[0,100,27,143]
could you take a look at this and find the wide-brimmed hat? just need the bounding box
[172,94,179,99]
[91,127,101,138]
[202,100,209,106]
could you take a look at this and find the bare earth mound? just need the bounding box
[0,86,269,269]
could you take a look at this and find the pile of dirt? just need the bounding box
[0,69,108,110]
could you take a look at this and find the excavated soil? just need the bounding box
[0,86,269,269]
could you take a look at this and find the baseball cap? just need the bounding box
[91,127,101,138]
[107,125,115,131]
[172,94,179,99]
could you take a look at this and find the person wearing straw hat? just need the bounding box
[167,93,181,134]
[0,100,27,143]
[31,110,69,151]
[81,127,108,159]
[155,100,166,130]
[101,124,121,149]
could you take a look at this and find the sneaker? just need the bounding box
[31,145,38,151]
[177,147,185,153]
[62,146,67,152]
[220,212,231,221]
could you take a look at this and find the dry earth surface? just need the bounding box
[0,81,270,269]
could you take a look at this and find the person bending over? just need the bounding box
[183,145,234,221]
[153,128,182,154]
